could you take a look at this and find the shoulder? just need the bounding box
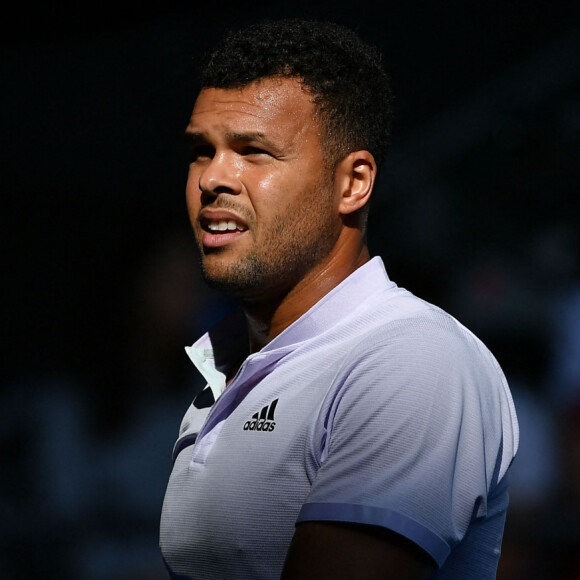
[326,298,516,447]
[324,298,518,482]
[339,294,504,388]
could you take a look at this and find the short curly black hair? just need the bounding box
[198,18,393,168]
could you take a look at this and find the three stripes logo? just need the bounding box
[243,398,278,432]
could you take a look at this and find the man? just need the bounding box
[160,18,519,579]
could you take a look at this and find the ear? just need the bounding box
[335,151,377,216]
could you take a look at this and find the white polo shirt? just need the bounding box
[160,257,519,579]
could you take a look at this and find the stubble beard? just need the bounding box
[197,186,339,301]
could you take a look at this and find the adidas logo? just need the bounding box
[243,398,278,432]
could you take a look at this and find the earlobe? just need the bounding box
[337,151,376,215]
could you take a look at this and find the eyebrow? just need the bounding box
[184,130,282,154]
[226,131,267,143]
[184,131,207,144]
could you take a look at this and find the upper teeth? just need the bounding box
[208,220,243,231]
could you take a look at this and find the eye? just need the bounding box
[189,144,214,162]
[241,145,269,157]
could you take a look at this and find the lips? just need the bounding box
[206,219,246,232]
[199,209,248,248]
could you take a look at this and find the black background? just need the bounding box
[2,2,580,578]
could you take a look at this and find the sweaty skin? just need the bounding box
[185,77,375,353]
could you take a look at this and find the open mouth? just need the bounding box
[204,219,248,233]
[198,212,249,248]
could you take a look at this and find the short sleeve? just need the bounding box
[298,314,515,566]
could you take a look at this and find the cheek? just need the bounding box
[185,169,201,209]
[253,174,279,206]
[246,174,283,222]
[250,170,303,213]
[186,164,200,190]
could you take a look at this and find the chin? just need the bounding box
[201,272,257,298]
[200,254,275,299]
[200,261,248,295]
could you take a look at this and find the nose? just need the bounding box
[197,152,242,197]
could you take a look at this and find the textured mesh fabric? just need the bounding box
[160,257,519,579]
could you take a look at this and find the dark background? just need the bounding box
[2,2,580,578]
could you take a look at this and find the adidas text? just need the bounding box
[243,398,278,432]
[243,419,276,432]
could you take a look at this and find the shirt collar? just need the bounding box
[185,308,247,401]
[185,256,393,399]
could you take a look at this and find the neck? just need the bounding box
[242,239,370,353]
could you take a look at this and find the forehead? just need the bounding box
[188,78,319,140]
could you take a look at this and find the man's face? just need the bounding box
[185,77,343,300]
